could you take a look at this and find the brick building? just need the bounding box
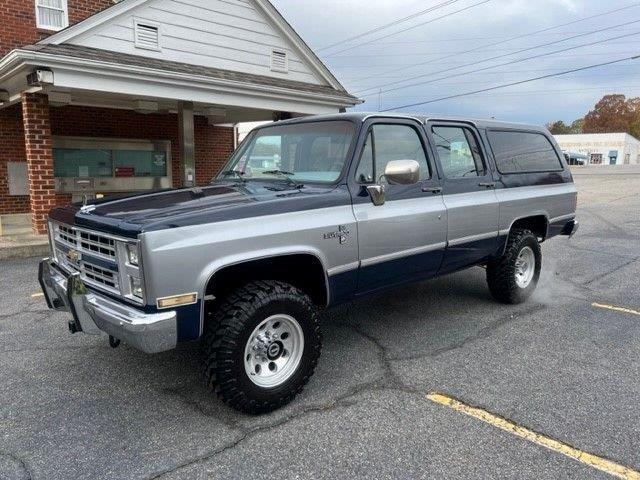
[0,0,359,234]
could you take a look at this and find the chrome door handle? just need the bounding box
[422,186,442,194]
[478,182,496,188]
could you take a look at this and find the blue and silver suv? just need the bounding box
[39,113,578,413]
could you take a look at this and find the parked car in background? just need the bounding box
[39,113,578,413]
[563,151,588,165]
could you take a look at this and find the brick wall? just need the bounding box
[0,0,114,58]
[22,92,56,234]
[195,116,235,185]
[0,104,30,214]
[0,103,235,218]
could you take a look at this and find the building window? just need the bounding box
[35,0,69,31]
[625,153,631,164]
[590,153,603,165]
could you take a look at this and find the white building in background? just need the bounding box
[554,133,640,165]
[238,121,271,143]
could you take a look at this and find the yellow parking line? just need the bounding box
[427,392,640,480]
[30,292,44,298]
[592,302,640,317]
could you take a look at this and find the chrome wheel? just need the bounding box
[514,246,535,289]
[244,314,304,388]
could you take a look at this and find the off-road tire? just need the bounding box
[201,280,321,414]
[486,228,541,304]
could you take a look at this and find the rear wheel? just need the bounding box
[201,280,321,414]
[486,228,541,304]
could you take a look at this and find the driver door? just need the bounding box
[350,119,447,295]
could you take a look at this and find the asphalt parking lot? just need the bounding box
[1,170,639,480]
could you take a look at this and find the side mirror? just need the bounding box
[384,159,420,185]
[365,160,421,206]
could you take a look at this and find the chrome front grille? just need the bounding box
[82,263,119,291]
[54,223,116,261]
[79,231,116,258]
[52,222,121,295]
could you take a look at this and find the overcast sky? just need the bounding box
[271,0,640,126]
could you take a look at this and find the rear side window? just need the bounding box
[488,130,563,174]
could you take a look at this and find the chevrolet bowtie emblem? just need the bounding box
[66,249,80,263]
[323,225,350,245]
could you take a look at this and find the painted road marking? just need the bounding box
[30,292,44,298]
[427,392,640,480]
[592,302,640,317]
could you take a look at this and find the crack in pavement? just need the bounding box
[584,256,640,286]
[147,319,423,480]
[582,208,637,240]
[391,304,547,362]
[0,451,33,480]
[146,300,559,479]
[146,383,397,480]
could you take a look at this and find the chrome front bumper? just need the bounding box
[38,259,177,353]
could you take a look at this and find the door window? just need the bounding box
[432,126,485,178]
[355,124,430,183]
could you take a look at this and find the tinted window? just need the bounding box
[488,131,563,174]
[355,124,430,183]
[432,126,485,178]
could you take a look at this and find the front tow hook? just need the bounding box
[109,336,121,348]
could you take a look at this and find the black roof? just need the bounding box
[20,44,360,102]
[262,112,548,132]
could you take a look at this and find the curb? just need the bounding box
[0,243,50,260]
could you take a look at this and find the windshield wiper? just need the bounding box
[262,170,303,188]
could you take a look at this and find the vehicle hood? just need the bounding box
[48,182,350,238]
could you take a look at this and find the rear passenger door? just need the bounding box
[427,122,499,272]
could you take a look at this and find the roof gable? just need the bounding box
[39,0,346,92]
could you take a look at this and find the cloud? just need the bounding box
[272,0,640,125]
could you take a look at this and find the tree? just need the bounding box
[546,119,583,134]
[546,120,571,134]
[582,94,640,136]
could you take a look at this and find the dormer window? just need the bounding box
[35,0,69,31]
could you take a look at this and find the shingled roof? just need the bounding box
[21,43,359,102]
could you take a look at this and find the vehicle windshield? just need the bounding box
[217,120,356,184]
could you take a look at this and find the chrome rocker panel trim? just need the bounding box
[39,258,177,353]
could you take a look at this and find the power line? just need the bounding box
[329,40,640,58]
[363,72,640,91]
[334,50,640,72]
[382,85,640,100]
[349,2,640,88]
[354,18,640,94]
[355,27,640,96]
[320,0,492,57]
[315,0,460,52]
[338,64,640,82]
[341,31,638,46]
[381,55,640,111]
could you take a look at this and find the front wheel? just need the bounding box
[486,228,541,304]
[201,280,322,414]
